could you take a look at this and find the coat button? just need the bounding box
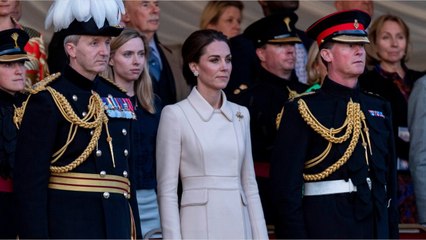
[82,111,87,117]
[123,171,128,178]
[123,149,129,156]
[90,130,94,136]
[96,150,102,157]
[122,129,127,136]
[123,192,128,198]
[100,171,106,177]
[72,95,78,101]
[103,192,110,199]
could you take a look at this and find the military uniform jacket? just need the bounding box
[0,90,25,180]
[270,77,399,239]
[13,66,141,239]
[237,67,307,166]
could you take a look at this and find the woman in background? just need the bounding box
[200,1,243,38]
[305,43,327,92]
[156,29,267,239]
[359,14,425,224]
[103,28,162,239]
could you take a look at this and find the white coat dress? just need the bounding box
[156,87,268,239]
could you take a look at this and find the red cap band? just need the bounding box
[317,22,365,45]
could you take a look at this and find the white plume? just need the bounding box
[53,0,73,31]
[45,0,73,31]
[104,0,125,25]
[90,0,105,29]
[44,0,125,32]
[44,1,56,30]
[72,0,91,22]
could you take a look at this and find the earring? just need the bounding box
[193,71,199,77]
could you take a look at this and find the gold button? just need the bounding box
[122,129,127,136]
[96,150,102,157]
[72,95,78,101]
[100,171,106,177]
[123,171,128,178]
[124,149,128,156]
[90,130,94,136]
[103,192,110,199]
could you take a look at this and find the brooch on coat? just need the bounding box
[236,111,244,121]
[101,95,136,119]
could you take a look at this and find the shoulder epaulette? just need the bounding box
[287,87,316,101]
[363,91,386,100]
[27,72,61,94]
[102,77,127,93]
[23,26,42,38]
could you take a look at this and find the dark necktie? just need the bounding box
[149,46,161,81]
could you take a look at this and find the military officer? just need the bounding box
[13,0,141,238]
[235,12,308,225]
[0,28,29,239]
[270,10,399,239]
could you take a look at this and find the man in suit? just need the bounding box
[13,0,140,238]
[408,74,426,227]
[270,10,399,238]
[122,0,189,105]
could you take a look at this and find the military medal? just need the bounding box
[101,96,136,119]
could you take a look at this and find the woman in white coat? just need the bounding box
[156,29,268,239]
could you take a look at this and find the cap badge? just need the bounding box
[283,17,291,32]
[354,19,359,29]
[11,33,19,48]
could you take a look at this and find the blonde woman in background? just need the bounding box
[305,43,327,92]
[103,28,163,239]
[200,1,244,38]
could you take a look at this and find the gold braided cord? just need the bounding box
[13,94,31,129]
[50,124,103,173]
[298,98,370,181]
[45,87,108,173]
[51,123,78,164]
[304,142,332,168]
[47,87,103,129]
[298,99,353,143]
[303,119,361,181]
[276,107,284,130]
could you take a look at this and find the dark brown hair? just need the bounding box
[181,29,229,86]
